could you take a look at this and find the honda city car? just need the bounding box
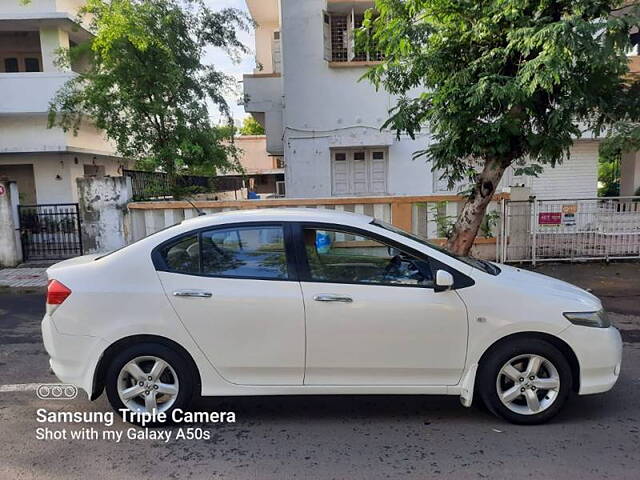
[42,209,622,424]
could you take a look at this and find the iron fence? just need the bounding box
[498,196,640,264]
[123,170,244,201]
[18,203,83,261]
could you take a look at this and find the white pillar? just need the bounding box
[39,27,71,73]
[620,151,640,196]
[509,186,532,201]
[9,182,23,261]
[0,181,22,267]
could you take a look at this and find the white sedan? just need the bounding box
[42,208,622,424]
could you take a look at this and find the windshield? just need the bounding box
[371,219,501,276]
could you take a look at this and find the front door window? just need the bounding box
[302,227,433,287]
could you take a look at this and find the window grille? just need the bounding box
[331,15,348,61]
[327,11,383,63]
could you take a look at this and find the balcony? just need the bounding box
[243,73,282,112]
[0,72,76,114]
[0,0,92,35]
[0,0,84,17]
[243,73,284,155]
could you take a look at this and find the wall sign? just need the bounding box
[538,212,562,225]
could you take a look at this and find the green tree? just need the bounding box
[598,149,621,197]
[239,116,265,135]
[48,0,251,177]
[362,0,640,255]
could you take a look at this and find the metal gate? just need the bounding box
[497,196,640,264]
[18,203,83,261]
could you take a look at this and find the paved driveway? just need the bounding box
[1,262,639,479]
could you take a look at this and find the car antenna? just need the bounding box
[183,197,206,216]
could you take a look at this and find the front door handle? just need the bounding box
[173,289,212,298]
[313,294,353,303]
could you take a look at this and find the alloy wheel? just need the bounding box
[496,354,560,415]
[116,355,180,413]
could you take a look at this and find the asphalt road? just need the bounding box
[1,284,639,479]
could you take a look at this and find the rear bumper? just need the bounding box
[41,314,107,398]
[558,325,623,395]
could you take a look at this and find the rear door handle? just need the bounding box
[173,289,212,298]
[313,294,353,303]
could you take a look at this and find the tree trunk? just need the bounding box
[446,158,507,256]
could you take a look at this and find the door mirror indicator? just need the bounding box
[434,270,454,292]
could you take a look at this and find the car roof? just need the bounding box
[179,207,375,228]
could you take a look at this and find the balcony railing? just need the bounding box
[0,72,75,114]
[242,73,282,113]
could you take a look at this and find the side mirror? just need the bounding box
[434,270,454,292]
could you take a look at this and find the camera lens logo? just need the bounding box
[36,384,78,400]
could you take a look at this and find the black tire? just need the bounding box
[477,338,572,425]
[105,343,195,425]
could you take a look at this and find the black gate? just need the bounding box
[18,203,83,261]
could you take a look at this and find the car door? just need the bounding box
[297,224,469,386]
[155,223,305,385]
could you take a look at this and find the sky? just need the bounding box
[202,0,255,126]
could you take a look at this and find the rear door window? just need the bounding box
[201,226,288,279]
[159,235,199,274]
[156,225,289,280]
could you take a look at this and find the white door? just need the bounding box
[299,226,468,386]
[369,150,387,193]
[351,151,368,194]
[331,151,350,195]
[157,224,305,385]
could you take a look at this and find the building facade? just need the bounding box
[242,0,640,200]
[0,0,128,205]
[229,135,285,197]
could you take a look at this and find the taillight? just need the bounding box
[47,280,72,305]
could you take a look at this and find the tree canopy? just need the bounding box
[362,0,640,254]
[239,116,265,136]
[48,0,251,177]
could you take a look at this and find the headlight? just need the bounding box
[563,310,610,328]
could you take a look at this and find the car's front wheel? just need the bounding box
[478,338,572,424]
[105,343,195,424]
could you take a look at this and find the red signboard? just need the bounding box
[538,212,562,225]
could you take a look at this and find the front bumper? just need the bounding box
[41,314,107,398]
[558,325,623,395]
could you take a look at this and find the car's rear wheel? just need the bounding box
[478,339,572,424]
[105,343,195,424]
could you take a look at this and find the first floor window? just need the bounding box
[1,55,43,73]
[3,58,18,72]
[331,148,387,196]
[24,57,40,72]
[323,7,383,63]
